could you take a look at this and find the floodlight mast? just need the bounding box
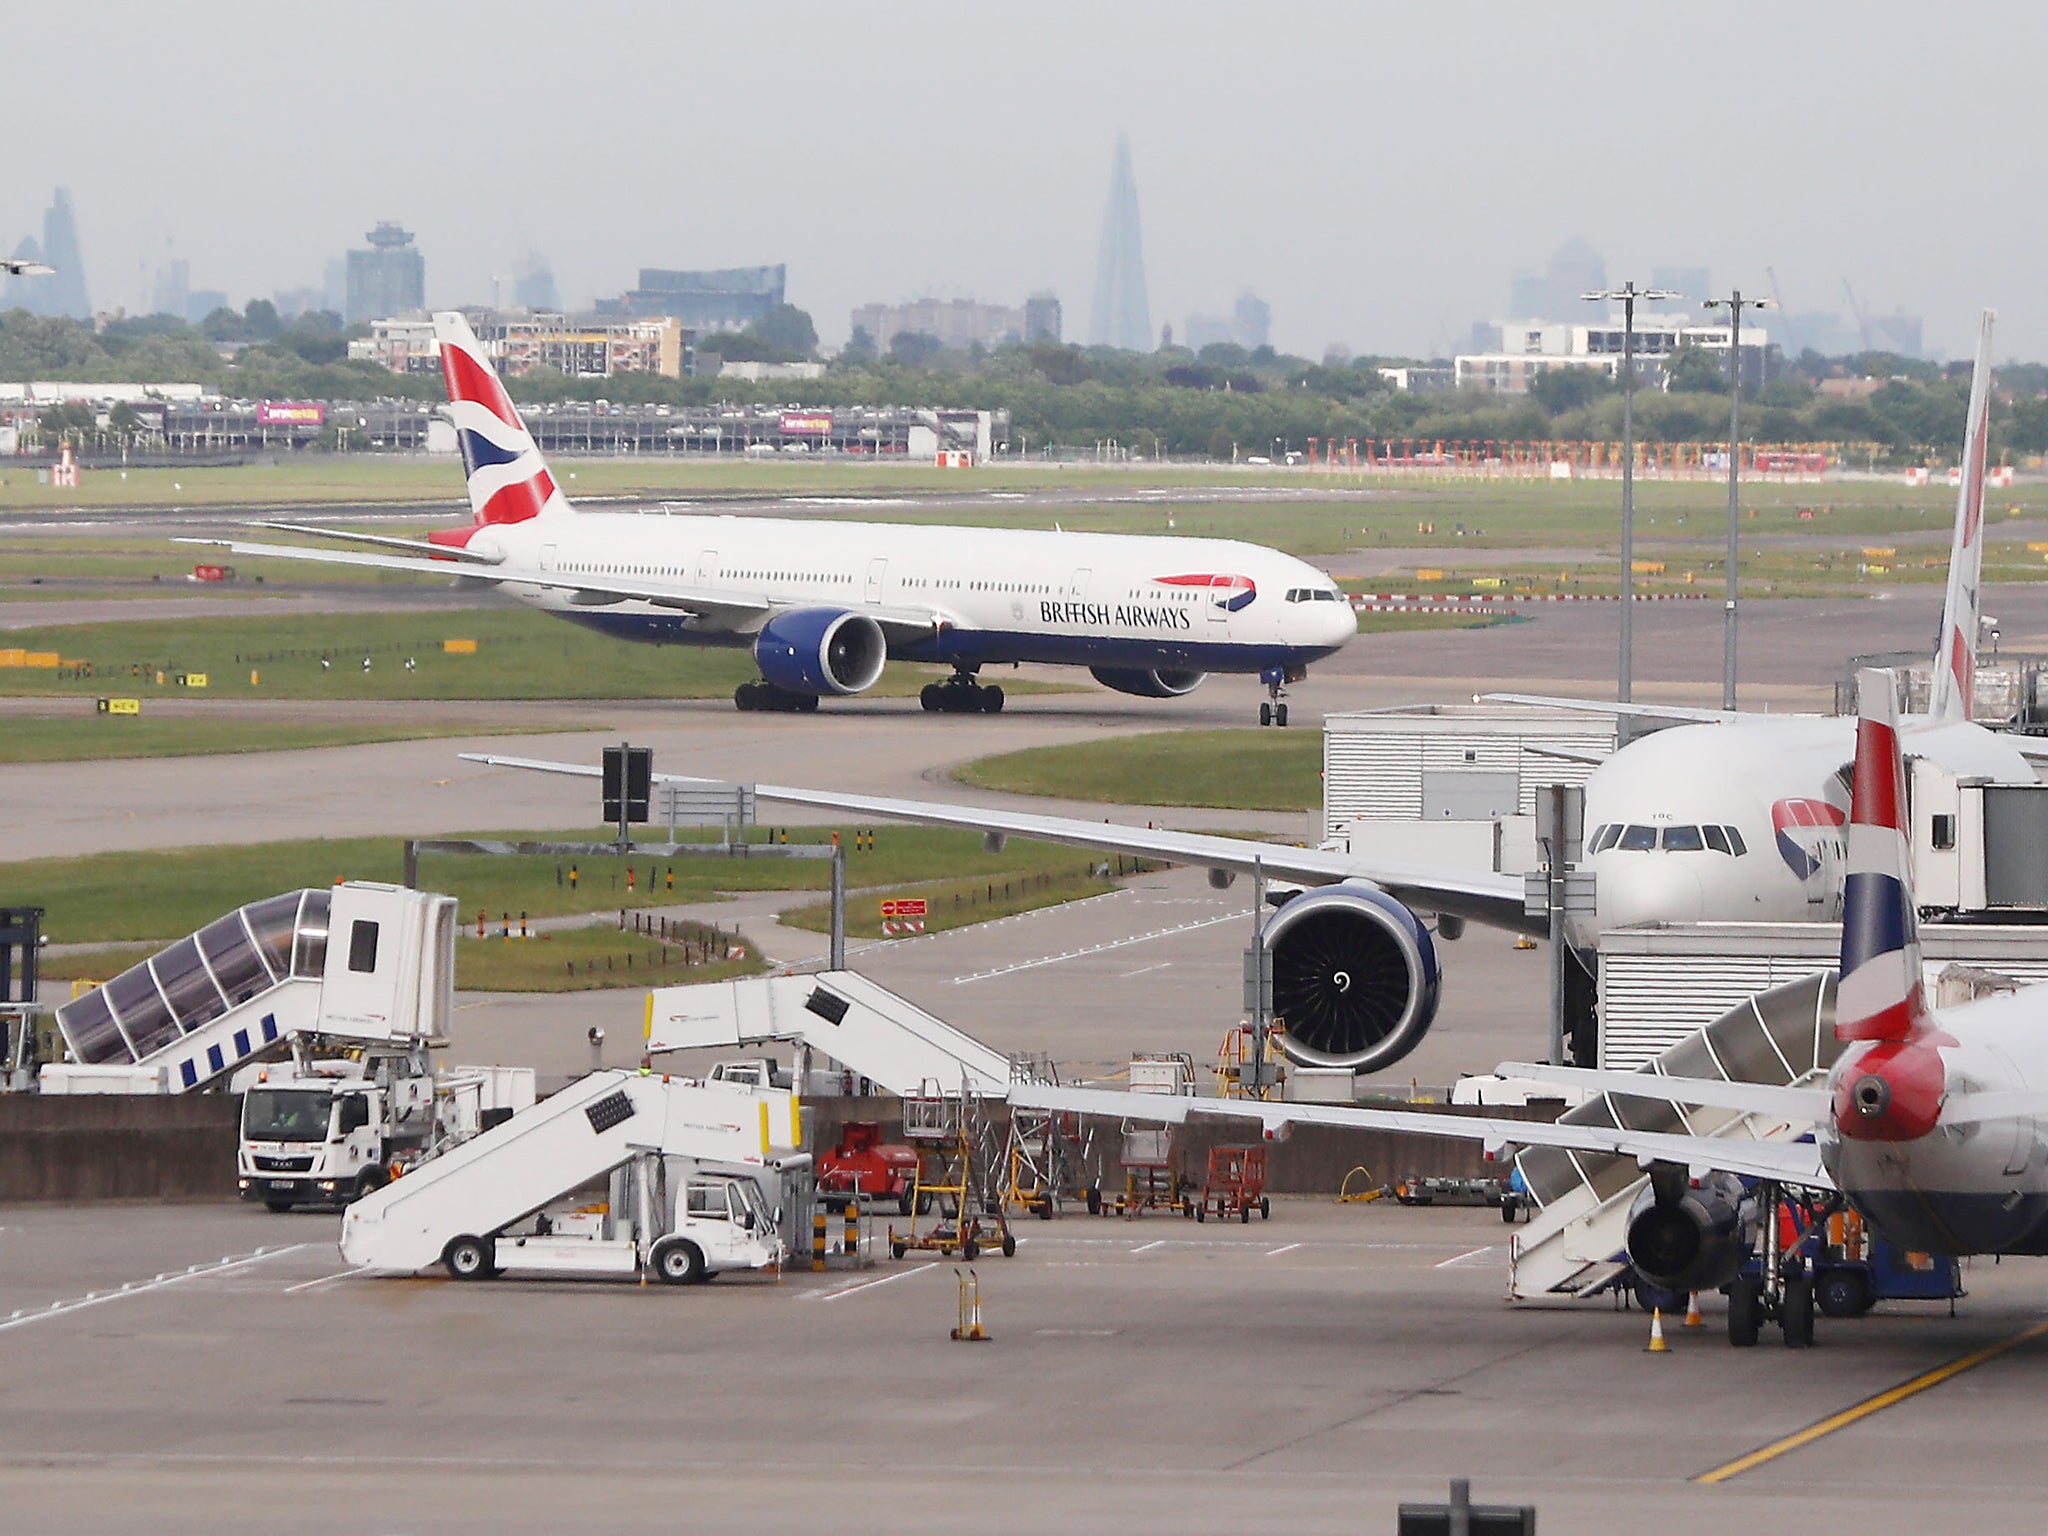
[1701,291,1775,711]
[1581,282,1680,704]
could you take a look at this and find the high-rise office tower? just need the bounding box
[1089,136,1152,352]
[4,190,90,317]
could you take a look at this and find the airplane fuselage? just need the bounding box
[458,511,1357,678]
[1575,714,2038,951]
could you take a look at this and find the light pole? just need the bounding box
[1700,291,1774,711]
[1581,282,1679,703]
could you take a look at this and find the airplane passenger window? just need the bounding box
[1663,825,1705,851]
[1725,827,1747,856]
[1617,825,1658,851]
[1703,825,1730,854]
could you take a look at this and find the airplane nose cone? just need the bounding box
[1597,858,1707,929]
[1320,600,1358,647]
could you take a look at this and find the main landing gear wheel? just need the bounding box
[1782,1274,1816,1348]
[1727,1275,1762,1347]
[734,681,820,713]
[921,675,1003,714]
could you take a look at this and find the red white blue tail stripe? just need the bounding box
[433,311,571,531]
[1930,309,1995,723]
[1836,668,1927,1043]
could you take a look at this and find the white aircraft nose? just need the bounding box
[1597,857,1707,929]
[1320,600,1359,647]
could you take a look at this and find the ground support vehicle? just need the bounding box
[237,1055,534,1212]
[340,1069,804,1284]
[1734,1202,1963,1323]
[1394,1175,1509,1208]
[1191,1145,1269,1223]
[818,1121,922,1215]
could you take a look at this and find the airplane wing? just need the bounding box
[1494,1061,1832,1122]
[248,522,504,565]
[1007,1082,1836,1188]
[456,752,1543,937]
[1484,692,1746,725]
[175,536,942,638]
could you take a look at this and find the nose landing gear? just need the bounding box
[921,672,1004,714]
[1258,665,1302,727]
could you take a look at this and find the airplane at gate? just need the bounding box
[186,312,1355,722]
[1003,667,2048,1345]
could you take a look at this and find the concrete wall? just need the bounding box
[0,1095,239,1203]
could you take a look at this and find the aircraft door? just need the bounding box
[865,557,887,604]
[697,549,719,584]
[1207,573,1232,622]
[539,545,557,572]
[1068,567,1092,600]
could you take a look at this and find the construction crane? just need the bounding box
[1841,278,1876,352]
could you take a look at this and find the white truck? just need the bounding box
[341,1069,804,1285]
[237,1058,535,1212]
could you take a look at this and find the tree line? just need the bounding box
[4,301,2043,464]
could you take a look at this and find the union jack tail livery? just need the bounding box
[433,311,572,537]
[1929,309,1995,723]
[1836,668,1927,1043]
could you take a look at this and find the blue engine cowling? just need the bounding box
[1262,882,1440,1072]
[1624,1172,1749,1294]
[1088,666,1206,699]
[752,609,888,696]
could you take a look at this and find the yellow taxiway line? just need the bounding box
[1695,1318,2048,1484]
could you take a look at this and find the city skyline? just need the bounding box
[3,2,2045,363]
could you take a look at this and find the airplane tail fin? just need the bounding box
[1929,309,1996,722]
[1836,667,1928,1042]
[432,310,573,534]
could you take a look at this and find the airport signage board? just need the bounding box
[879,899,928,918]
[778,411,832,436]
[257,402,326,427]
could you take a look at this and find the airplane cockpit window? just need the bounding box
[1703,825,1730,854]
[1725,826,1748,856]
[1616,825,1658,851]
[1589,824,1620,854]
[1662,825,1705,851]
[1285,589,1303,603]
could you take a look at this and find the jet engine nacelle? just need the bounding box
[1264,883,1440,1073]
[1623,1172,1749,1295]
[1088,666,1206,699]
[752,608,887,696]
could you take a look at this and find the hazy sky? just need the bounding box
[7,1,2045,362]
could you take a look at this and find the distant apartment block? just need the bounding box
[1185,291,1271,353]
[350,313,690,378]
[1457,314,1775,393]
[597,265,784,331]
[849,296,1052,352]
[344,223,425,325]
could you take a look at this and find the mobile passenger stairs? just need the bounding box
[1507,971,1847,1344]
[340,1069,807,1283]
[46,884,456,1094]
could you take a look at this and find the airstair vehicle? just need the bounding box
[45,884,456,1094]
[339,1069,804,1283]
[1506,972,1839,1302]
[645,970,1013,1095]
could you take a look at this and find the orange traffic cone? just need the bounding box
[1646,1306,1670,1353]
[1684,1291,1705,1328]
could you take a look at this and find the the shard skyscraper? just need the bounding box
[1089,135,1152,352]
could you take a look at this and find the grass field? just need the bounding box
[781,864,1131,939]
[0,605,1070,702]
[0,715,540,764]
[954,727,1323,812]
[5,824,1139,945]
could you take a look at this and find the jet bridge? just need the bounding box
[645,970,1015,1095]
[339,1069,802,1274]
[1507,971,1839,1302]
[44,884,456,1094]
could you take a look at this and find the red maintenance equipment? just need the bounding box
[1191,1144,1269,1224]
[818,1121,923,1216]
